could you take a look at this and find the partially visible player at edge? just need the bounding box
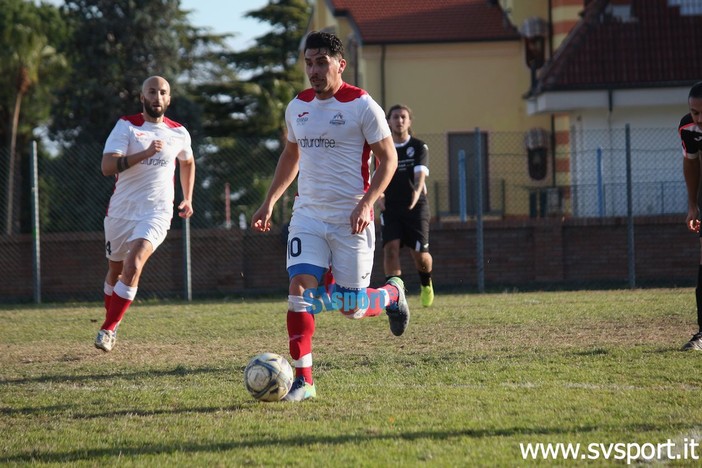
[251,31,410,401]
[377,104,435,307]
[681,80,702,350]
[95,75,195,352]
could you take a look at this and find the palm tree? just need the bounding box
[1,2,65,235]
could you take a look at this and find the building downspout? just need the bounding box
[354,38,359,85]
[547,0,553,57]
[380,44,386,109]
[548,0,555,188]
[550,114,557,188]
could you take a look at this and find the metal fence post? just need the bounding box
[625,124,635,288]
[596,146,604,217]
[30,141,41,304]
[183,217,192,301]
[458,150,466,222]
[475,128,485,293]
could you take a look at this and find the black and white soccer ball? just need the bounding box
[244,352,294,402]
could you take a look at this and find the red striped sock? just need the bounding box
[101,281,137,331]
[103,282,114,313]
[102,293,131,331]
[364,287,391,317]
[287,310,315,384]
[104,293,112,313]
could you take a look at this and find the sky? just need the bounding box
[181,0,270,51]
[41,0,271,51]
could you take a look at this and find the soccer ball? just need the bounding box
[244,352,294,402]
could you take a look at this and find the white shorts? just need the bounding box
[286,213,375,289]
[104,216,170,262]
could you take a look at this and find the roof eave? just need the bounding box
[361,36,521,46]
[526,86,691,115]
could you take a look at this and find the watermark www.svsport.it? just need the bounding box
[519,439,700,464]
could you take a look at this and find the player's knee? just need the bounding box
[120,264,142,284]
[288,294,317,313]
[385,245,400,258]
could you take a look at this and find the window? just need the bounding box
[447,131,490,216]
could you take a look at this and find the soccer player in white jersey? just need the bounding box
[95,76,195,352]
[251,31,410,401]
[681,81,702,350]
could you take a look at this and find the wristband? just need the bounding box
[117,156,130,172]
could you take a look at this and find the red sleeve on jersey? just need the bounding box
[120,114,182,128]
[297,88,316,102]
[122,114,145,126]
[163,117,183,128]
[296,83,367,103]
[334,82,367,102]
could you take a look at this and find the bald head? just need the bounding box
[142,76,170,94]
[140,76,171,121]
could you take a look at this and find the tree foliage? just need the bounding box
[194,0,311,140]
[1,0,312,234]
[0,0,69,234]
[189,0,311,228]
[50,0,191,144]
[42,0,232,233]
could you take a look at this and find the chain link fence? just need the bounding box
[423,126,683,222]
[0,126,687,303]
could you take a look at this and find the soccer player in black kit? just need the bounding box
[378,104,435,306]
[681,81,702,350]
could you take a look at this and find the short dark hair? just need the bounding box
[304,31,344,59]
[689,81,702,99]
[386,104,414,135]
[386,104,413,121]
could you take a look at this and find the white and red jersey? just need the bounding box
[285,82,391,223]
[103,113,193,221]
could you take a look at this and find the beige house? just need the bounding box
[306,0,702,219]
[306,0,553,219]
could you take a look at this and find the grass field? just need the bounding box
[2,288,702,466]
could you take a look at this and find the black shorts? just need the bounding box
[381,201,430,252]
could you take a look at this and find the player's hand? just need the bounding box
[148,140,164,156]
[408,188,421,210]
[686,205,700,232]
[178,199,193,218]
[350,201,372,234]
[251,205,273,232]
[375,195,385,212]
[686,208,700,233]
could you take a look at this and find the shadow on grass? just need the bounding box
[0,364,246,420]
[0,422,694,464]
[0,403,247,419]
[0,364,229,386]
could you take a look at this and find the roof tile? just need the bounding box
[329,0,520,44]
[535,0,702,93]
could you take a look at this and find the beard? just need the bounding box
[143,102,166,119]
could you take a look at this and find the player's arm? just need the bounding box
[409,169,427,210]
[376,192,386,212]
[681,127,701,232]
[409,142,430,209]
[351,136,397,234]
[683,155,700,232]
[177,157,195,218]
[251,139,300,232]
[101,140,163,176]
